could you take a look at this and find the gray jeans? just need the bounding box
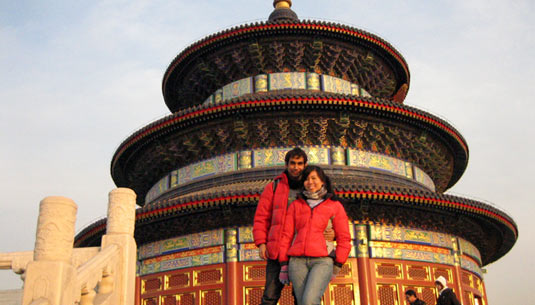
[288,256,333,305]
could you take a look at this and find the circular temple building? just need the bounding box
[75,2,517,305]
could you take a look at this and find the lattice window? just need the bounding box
[178,293,195,305]
[376,263,402,279]
[377,284,399,305]
[330,284,355,305]
[280,285,296,305]
[338,263,352,278]
[144,278,162,293]
[407,265,428,281]
[421,287,436,305]
[201,290,222,305]
[196,269,222,285]
[143,298,159,305]
[245,265,266,281]
[462,272,472,287]
[245,287,264,305]
[463,290,473,305]
[167,273,189,289]
[163,295,177,305]
[433,268,451,282]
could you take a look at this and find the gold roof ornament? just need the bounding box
[274,0,292,9]
[269,0,298,22]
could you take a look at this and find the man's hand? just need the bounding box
[331,265,341,281]
[258,244,267,260]
[323,228,335,242]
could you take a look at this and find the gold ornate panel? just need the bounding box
[401,285,436,305]
[244,264,267,282]
[463,290,474,305]
[329,283,358,305]
[178,292,196,305]
[461,271,473,288]
[244,286,265,305]
[406,265,430,281]
[161,294,177,305]
[201,289,223,305]
[376,284,399,305]
[194,268,223,286]
[375,263,403,279]
[142,296,160,305]
[142,277,163,294]
[432,267,453,283]
[165,272,190,289]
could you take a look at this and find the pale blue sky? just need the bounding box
[1,1,533,303]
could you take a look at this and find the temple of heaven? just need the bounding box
[75,1,517,305]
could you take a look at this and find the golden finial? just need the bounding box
[274,0,292,9]
[269,0,298,22]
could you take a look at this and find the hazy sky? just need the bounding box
[1,0,533,303]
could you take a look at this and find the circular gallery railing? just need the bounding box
[145,146,435,204]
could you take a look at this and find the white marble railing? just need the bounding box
[0,188,137,305]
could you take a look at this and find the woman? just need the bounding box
[278,165,351,305]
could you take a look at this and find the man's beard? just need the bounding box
[285,170,303,189]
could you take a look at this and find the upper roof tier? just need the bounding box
[162,5,410,113]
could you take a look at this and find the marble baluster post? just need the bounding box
[22,196,78,305]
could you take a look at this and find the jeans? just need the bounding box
[260,259,285,305]
[289,256,333,305]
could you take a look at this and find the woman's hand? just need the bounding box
[323,228,335,242]
[279,265,290,285]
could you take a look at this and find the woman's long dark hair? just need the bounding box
[302,165,334,194]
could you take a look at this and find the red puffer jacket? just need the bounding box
[278,196,351,266]
[253,173,291,260]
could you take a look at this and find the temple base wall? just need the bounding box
[136,224,488,305]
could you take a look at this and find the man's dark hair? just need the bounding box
[405,290,417,297]
[284,147,308,165]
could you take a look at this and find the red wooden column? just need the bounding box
[226,228,240,305]
[135,276,141,305]
[355,223,373,305]
[451,237,464,297]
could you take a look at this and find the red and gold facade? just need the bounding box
[75,2,516,305]
[134,223,491,305]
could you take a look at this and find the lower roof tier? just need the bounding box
[111,91,468,205]
[76,176,517,266]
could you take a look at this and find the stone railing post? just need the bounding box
[22,196,78,305]
[95,188,137,305]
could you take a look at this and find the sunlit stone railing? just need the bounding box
[0,188,137,305]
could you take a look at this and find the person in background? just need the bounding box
[278,165,351,305]
[435,276,461,305]
[253,148,335,305]
[405,289,426,305]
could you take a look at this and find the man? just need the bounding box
[435,276,461,305]
[405,289,426,305]
[253,148,334,305]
